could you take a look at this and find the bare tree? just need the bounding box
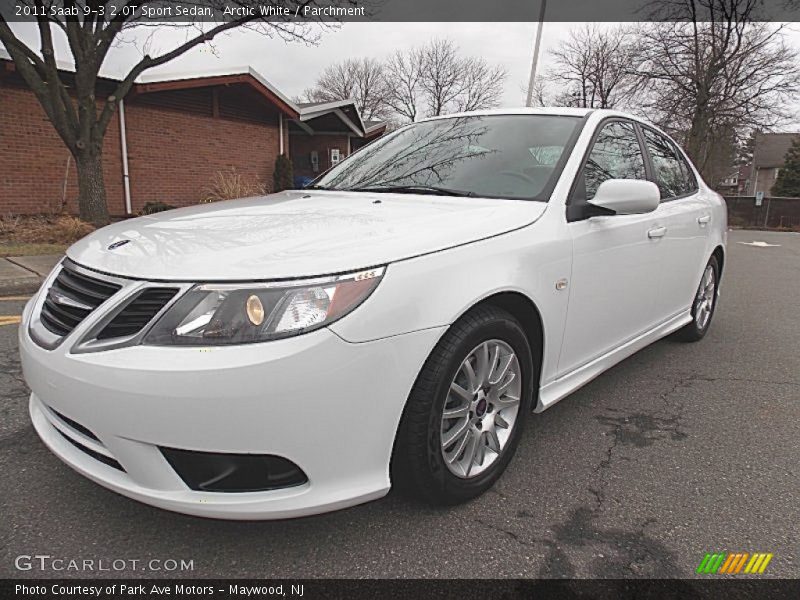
[383,48,423,123]
[418,39,464,117]
[302,57,390,121]
[523,77,550,107]
[308,39,507,126]
[631,0,800,180]
[0,1,354,224]
[417,39,506,118]
[453,57,506,113]
[547,25,637,109]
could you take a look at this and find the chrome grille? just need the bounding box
[40,261,121,337]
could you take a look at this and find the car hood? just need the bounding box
[67,190,547,281]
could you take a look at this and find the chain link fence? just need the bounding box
[724,196,800,230]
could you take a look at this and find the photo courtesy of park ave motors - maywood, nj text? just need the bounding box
[0,0,799,597]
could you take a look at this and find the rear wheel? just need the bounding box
[391,305,534,504]
[676,255,719,342]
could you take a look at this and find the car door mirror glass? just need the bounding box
[587,179,661,215]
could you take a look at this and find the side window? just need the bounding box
[643,128,697,200]
[581,121,646,200]
[674,151,696,193]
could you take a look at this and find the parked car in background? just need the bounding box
[20,108,726,519]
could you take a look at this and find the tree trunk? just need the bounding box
[75,150,110,226]
[685,109,712,181]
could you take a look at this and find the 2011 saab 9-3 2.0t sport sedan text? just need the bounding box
[20,108,726,519]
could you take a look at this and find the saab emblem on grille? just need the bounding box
[107,239,131,250]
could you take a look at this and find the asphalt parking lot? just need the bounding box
[0,229,797,579]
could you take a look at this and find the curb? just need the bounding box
[0,254,61,298]
[0,276,42,296]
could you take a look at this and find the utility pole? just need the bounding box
[525,0,548,107]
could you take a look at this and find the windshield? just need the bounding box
[314,114,582,201]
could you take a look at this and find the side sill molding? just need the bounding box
[536,310,692,412]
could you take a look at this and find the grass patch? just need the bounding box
[0,215,94,256]
[0,242,68,257]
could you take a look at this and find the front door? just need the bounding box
[558,119,665,377]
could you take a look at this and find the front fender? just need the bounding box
[329,223,571,387]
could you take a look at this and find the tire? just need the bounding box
[391,305,535,505]
[675,255,720,342]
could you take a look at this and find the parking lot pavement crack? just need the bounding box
[589,401,631,515]
[473,516,555,549]
[538,507,680,577]
[588,486,606,514]
[535,374,700,576]
[587,373,699,519]
[474,493,676,577]
[541,363,799,578]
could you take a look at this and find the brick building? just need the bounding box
[289,101,386,181]
[0,53,386,216]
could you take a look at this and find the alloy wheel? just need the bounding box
[694,265,716,330]
[440,339,522,479]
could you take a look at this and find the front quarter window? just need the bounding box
[314,115,582,201]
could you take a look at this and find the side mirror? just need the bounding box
[587,179,660,215]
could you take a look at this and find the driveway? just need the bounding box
[1,229,797,578]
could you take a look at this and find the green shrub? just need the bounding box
[273,154,294,193]
[772,137,800,197]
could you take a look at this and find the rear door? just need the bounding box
[558,119,664,377]
[639,126,712,319]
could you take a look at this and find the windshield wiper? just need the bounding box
[347,185,476,197]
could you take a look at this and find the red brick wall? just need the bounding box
[290,134,350,179]
[0,82,124,215]
[0,79,284,216]
[124,101,282,212]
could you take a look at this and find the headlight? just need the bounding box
[143,267,385,346]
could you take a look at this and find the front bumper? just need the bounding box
[20,294,444,519]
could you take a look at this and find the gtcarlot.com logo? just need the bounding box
[15,555,194,572]
[697,552,774,574]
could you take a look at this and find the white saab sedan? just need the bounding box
[20,108,726,519]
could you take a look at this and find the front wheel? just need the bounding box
[676,255,719,342]
[391,305,534,504]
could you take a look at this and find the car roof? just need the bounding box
[418,107,594,122]
[417,107,657,124]
[416,107,670,139]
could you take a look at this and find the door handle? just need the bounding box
[647,226,667,239]
[697,215,711,226]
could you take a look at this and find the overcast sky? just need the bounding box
[7,21,800,116]
[132,22,581,106]
[8,21,597,106]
